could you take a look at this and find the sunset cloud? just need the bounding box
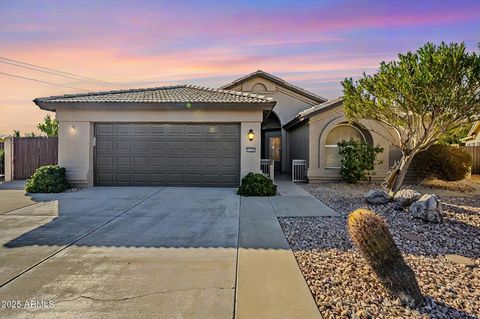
[0,0,479,133]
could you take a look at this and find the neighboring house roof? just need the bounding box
[220,70,328,103]
[34,85,275,110]
[461,121,480,142]
[284,97,344,129]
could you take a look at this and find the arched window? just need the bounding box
[325,124,365,168]
[252,83,267,92]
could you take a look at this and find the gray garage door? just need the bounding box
[95,123,240,187]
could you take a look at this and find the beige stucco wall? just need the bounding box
[56,107,265,187]
[307,105,400,182]
[228,76,320,172]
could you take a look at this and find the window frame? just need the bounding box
[324,124,366,169]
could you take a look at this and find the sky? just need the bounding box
[0,0,479,135]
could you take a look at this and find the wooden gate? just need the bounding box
[461,146,480,174]
[12,137,58,180]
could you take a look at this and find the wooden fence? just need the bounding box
[10,137,58,180]
[461,146,480,174]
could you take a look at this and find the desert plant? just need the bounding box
[237,172,277,196]
[337,139,383,183]
[347,209,423,308]
[412,144,471,181]
[25,165,70,193]
[342,42,480,195]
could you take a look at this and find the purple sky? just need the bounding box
[0,0,479,134]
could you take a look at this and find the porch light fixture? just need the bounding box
[247,129,255,141]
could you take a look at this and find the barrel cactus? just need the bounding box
[347,209,423,308]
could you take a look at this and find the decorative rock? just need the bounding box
[402,233,424,242]
[444,254,476,266]
[394,189,422,207]
[364,189,389,204]
[410,194,443,223]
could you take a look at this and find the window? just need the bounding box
[325,124,365,168]
[269,137,281,161]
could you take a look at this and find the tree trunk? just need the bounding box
[386,154,414,197]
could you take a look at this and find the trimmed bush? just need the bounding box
[337,139,384,183]
[412,145,471,181]
[237,172,277,196]
[25,165,70,193]
[348,209,423,307]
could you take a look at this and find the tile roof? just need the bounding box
[297,97,344,118]
[284,97,344,129]
[34,85,275,104]
[220,70,327,103]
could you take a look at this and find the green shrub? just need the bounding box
[237,172,277,196]
[412,144,471,181]
[25,165,70,193]
[337,139,384,183]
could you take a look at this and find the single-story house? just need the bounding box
[461,121,480,146]
[34,70,401,187]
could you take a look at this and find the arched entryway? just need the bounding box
[261,111,282,171]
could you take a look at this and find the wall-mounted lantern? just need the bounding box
[247,129,255,141]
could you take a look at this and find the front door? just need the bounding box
[269,136,282,171]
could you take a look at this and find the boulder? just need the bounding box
[394,189,422,208]
[409,194,443,223]
[364,189,389,204]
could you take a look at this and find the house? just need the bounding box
[34,70,401,187]
[461,121,480,146]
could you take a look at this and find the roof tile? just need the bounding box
[34,85,275,104]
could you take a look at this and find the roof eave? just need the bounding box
[34,100,276,112]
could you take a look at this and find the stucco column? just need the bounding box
[58,121,94,187]
[240,121,261,178]
[4,137,13,182]
[281,128,288,173]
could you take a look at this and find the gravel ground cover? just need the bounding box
[279,182,480,319]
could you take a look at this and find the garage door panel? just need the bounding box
[116,157,130,167]
[115,125,131,135]
[186,125,203,135]
[95,123,239,186]
[115,173,130,183]
[115,141,131,152]
[151,125,167,135]
[133,157,148,166]
[168,141,184,150]
[97,157,113,167]
[96,124,114,135]
[133,125,149,135]
[133,140,149,151]
[151,141,166,150]
[168,126,185,136]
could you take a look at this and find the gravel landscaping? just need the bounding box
[279,182,480,319]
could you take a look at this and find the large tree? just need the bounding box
[342,42,480,196]
[37,114,58,137]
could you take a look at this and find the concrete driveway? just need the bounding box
[0,187,240,318]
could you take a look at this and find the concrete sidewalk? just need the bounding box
[236,197,322,319]
[272,177,338,217]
